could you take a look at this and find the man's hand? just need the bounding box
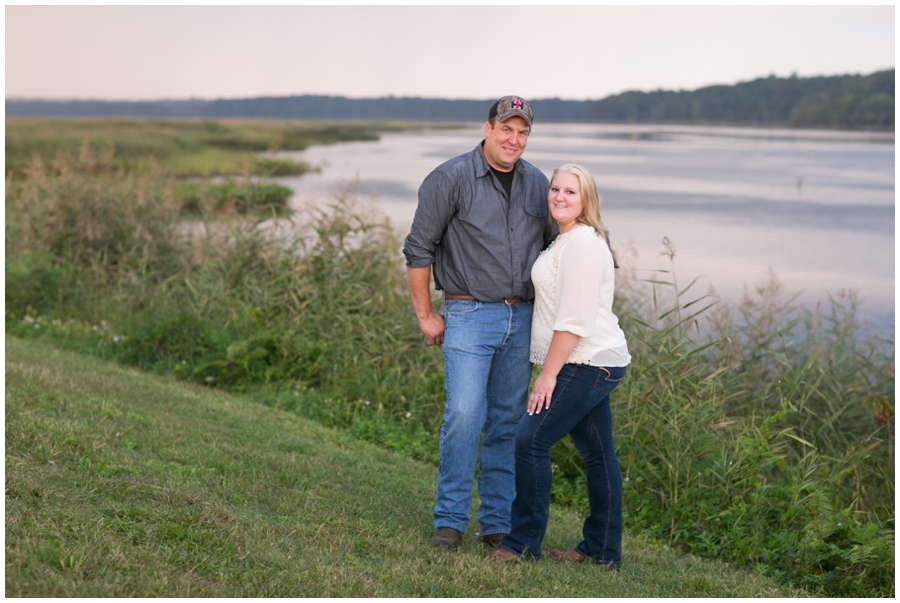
[407,265,445,346]
[418,312,445,346]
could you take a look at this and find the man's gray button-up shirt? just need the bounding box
[403,142,551,303]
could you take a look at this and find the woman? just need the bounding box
[487,164,630,566]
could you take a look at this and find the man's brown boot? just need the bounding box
[430,527,463,550]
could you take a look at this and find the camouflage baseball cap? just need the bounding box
[489,96,533,126]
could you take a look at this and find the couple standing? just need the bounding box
[403,96,631,566]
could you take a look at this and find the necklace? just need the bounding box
[546,234,560,250]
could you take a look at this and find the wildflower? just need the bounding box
[364,400,371,405]
[405,412,412,418]
[92,325,98,330]
[624,476,630,482]
[113,336,119,342]
[35,324,40,329]
[182,360,187,364]
[24,315,34,323]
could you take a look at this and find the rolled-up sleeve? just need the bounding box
[403,171,457,268]
[552,233,605,337]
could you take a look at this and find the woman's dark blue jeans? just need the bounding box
[502,363,626,564]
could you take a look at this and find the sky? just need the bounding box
[6,5,896,102]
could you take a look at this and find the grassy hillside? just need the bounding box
[5,335,804,597]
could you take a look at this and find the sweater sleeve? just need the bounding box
[552,230,607,338]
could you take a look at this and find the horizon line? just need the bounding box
[7,66,894,105]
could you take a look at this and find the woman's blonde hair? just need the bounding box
[551,163,618,268]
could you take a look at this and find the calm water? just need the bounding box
[275,124,895,332]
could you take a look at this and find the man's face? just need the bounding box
[482,116,530,172]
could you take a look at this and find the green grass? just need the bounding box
[5,118,447,179]
[5,335,804,597]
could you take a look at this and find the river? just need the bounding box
[274,124,895,333]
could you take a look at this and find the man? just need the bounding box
[403,96,551,551]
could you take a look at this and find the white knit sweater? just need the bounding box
[529,224,631,368]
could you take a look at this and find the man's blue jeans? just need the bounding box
[434,298,533,536]
[502,363,626,564]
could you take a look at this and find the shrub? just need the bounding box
[175,180,294,216]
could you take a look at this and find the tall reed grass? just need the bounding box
[609,248,893,595]
[5,150,893,596]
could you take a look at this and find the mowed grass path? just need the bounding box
[5,336,803,597]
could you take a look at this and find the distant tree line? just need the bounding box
[6,69,893,129]
[589,69,894,129]
[6,99,208,118]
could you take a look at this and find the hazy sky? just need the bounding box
[6,5,895,101]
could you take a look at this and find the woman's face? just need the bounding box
[548,172,583,233]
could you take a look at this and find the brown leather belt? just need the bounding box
[445,293,526,304]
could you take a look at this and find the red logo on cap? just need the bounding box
[514,98,522,110]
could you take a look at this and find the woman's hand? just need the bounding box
[528,371,557,415]
[528,331,580,415]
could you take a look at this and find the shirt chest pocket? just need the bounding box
[523,181,548,220]
[524,200,547,220]
[456,179,498,221]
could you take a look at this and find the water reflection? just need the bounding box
[275,124,894,332]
